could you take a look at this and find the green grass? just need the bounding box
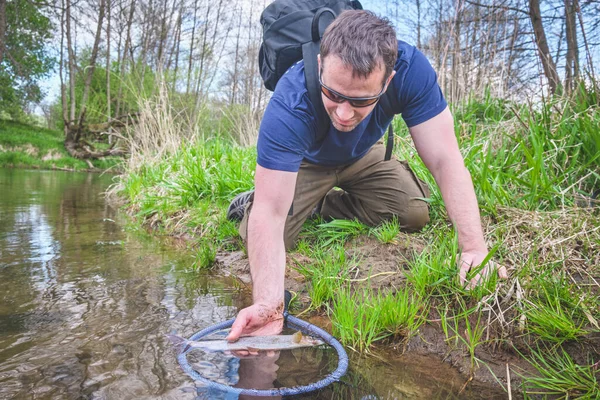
[0,119,119,171]
[294,244,354,309]
[392,97,600,213]
[375,287,426,338]
[316,219,370,246]
[455,302,486,373]
[522,277,589,344]
[403,227,461,298]
[519,346,599,399]
[331,286,426,352]
[370,217,401,244]
[116,136,255,266]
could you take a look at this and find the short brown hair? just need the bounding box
[320,10,397,81]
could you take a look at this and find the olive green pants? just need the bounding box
[240,143,431,250]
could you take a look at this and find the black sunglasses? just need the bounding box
[318,69,388,108]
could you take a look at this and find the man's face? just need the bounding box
[318,55,393,132]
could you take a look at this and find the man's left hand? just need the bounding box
[458,250,508,289]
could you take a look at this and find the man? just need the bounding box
[226,10,507,342]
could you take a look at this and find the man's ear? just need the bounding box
[386,70,396,87]
[317,54,321,69]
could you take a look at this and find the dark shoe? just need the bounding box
[309,197,325,220]
[226,190,255,221]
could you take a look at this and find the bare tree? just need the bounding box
[186,0,198,94]
[106,0,112,123]
[62,0,126,160]
[170,1,184,91]
[66,0,76,122]
[529,0,561,94]
[0,0,6,64]
[116,0,135,117]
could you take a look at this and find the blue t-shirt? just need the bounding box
[257,40,447,172]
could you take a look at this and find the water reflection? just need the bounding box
[0,169,508,399]
[0,169,233,399]
[184,342,339,400]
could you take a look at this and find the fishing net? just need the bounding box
[175,310,348,396]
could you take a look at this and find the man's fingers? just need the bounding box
[459,259,470,285]
[468,263,509,288]
[227,312,249,342]
[485,261,509,280]
[459,253,509,288]
[498,265,508,279]
[468,268,487,289]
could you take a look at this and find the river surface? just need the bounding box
[0,168,507,399]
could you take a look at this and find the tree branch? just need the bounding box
[464,0,530,16]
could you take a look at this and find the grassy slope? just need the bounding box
[0,120,119,171]
[115,96,600,398]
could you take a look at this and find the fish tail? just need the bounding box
[166,334,192,354]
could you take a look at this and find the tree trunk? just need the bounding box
[231,4,243,105]
[505,16,520,94]
[114,1,122,119]
[451,3,462,102]
[245,0,256,107]
[205,0,230,99]
[195,3,212,100]
[564,0,579,94]
[116,0,135,116]
[60,0,68,125]
[0,0,6,64]
[529,0,560,94]
[106,0,112,123]
[436,0,448,94]
[171,2,183,91]
[416,0,421,49]
[575,0,596,87]
[138,0,154,93]
[186,0,198,95]
[77,0,106,128]
[467,4,480,92]
[64,0,123,161]
[157,0,170,68]
[66,0,76,124]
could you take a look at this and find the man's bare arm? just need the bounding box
[409,107,507,285]
[227,165,297,341]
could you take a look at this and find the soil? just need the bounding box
[214,234,425,304]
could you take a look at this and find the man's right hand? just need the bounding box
[226,303,284,342]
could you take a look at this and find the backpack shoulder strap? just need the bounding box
[303,41,330,142]
[302,7,337,143]
[379,79,399,161]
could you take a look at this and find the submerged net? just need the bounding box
[176,313,348,396]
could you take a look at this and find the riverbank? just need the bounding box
[111,95,600,398]
[0,120,121,172]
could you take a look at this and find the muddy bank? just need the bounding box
[213,235,522,393]
[211,229,600,396]
[214,235,425,299]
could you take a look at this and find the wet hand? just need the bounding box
[230,349,279,358]
[226,302,284,343]
[458,251,508,289]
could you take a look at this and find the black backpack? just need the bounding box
[258,0,397,161]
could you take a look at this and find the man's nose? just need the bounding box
[335,101,354,120]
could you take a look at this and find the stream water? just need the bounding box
[0,168,507,399]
